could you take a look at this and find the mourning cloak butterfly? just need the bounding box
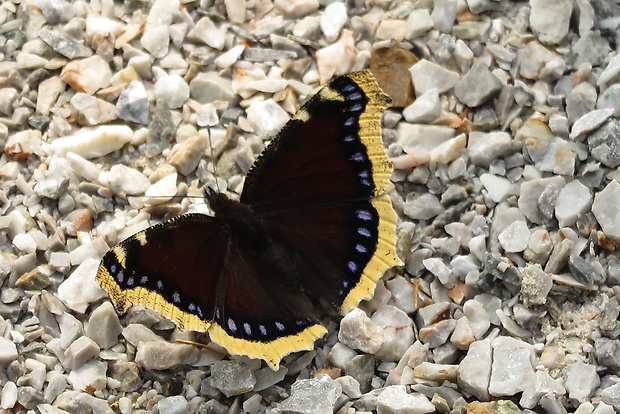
[96,70,402,370]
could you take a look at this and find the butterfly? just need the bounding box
[96,70,402,370]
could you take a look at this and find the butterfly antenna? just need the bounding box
[207,131,221,194]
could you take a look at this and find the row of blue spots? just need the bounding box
[221,316,312,338]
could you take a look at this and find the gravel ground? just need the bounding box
[1,0,620,413]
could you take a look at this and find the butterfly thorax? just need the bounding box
[204,188,266,248]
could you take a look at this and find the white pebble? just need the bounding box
[406,9,433,39]
[489,337,536,397]
[320,2,347,42]
[480,173,513,203]
[67,360,108,392]
[555,180,593,227]
[157,395,189,414]
[213,45,246,68]
[57,258,107,313]
[43,125,134,159]
[423,258,457,288]
[498,221,530,253]
[402,88,441,123]
[154,74,190,109]
[377,386,435,414]
[463,299,491,339]
[338,308,384,353]
[0,381,17,409]
[246,99,290,139]
[144,173,178,205]
[409,59,460,95]
[592,180,620,244]
[12,233,37,254]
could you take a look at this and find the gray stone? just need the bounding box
[109,360,142,392]
[518,176,566,225]
[210,360,256,398]
[243,48,297,62]
[600,383,620,411]
[457,339,492,400]
[468,131,519,166]
[489,337,536,397]
[529,0,573,44]
[135,341,199,370]
[594,338,620,374]
[409,59,460,95]
[345,354,375,393]
[588,119,620,168]
[563,362,600,402]
[38,27,92,59]
[597,84,620,112]
[567,255,604,284]
[277,376,342,414]
[37,0,75,24]
[189,72,234,103]
[565,31,612,68]
[54,390,115,414]
[63,336,100,370]
[116,81,150,125]
[566,82,597,124]
[403,193,444,220]
[197,400,228,414]
[157,395,189,414]
[16,386,44,410]
[430,0,458,33]
[33,171,70,199]
[454,60,502,107]
[146,102,175,157]
[85,302,122,349]
[592,179,620,244]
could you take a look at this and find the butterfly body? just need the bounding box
[96,70,402,370]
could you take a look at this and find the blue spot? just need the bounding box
[341,83,356,92]
[296,320,305,326]
[244,322,252,335]
[356,210,373,221]
[110,264,117,273]
[361,179,372,187]
[356,243,367,253]
[344,117,356,127]
[197,306,203,317]
[343,281,349,288]
[172,292,180,303]
[127,276,134,286]
[188,303,196,311]
[348,103,363,112]
[344,134,356,142]
[359,170,369,178]
[140,276,148,284]
[358,227,371,237]
[259,325,268,335]
[338,289,345,295]
[156,280,163,290]
[348,261,358,272]
[228,318,237,332]
[350,152,365,162]
[116,271,124,283]
[346,91,363,101]
[275,322,285,331]
[215,307,221,319]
